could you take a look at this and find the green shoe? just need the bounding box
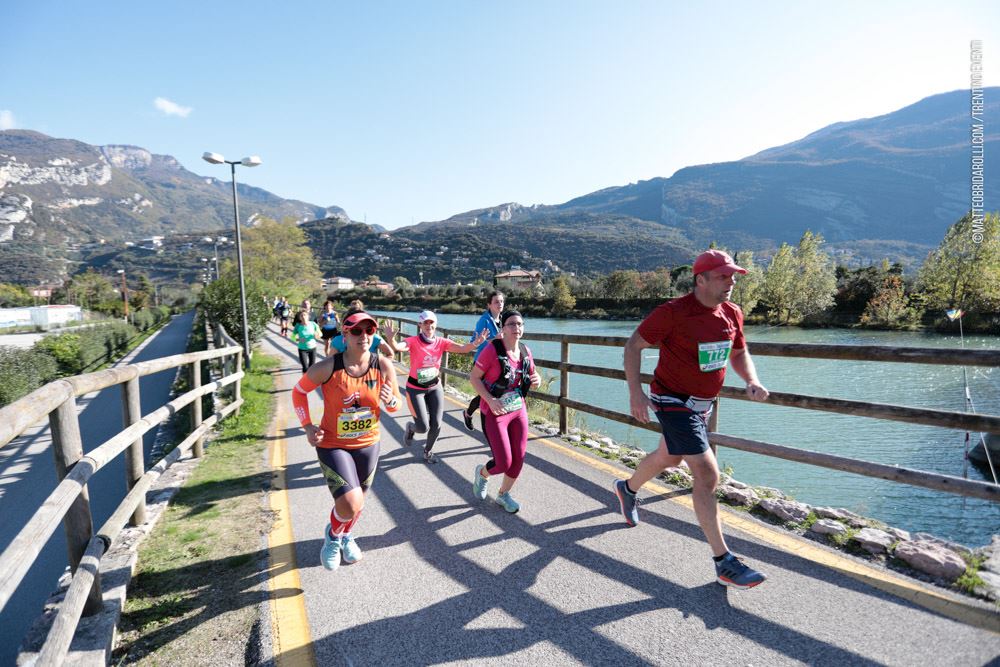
[472,464,488,500]
[320,525,342,571]
[340,534,363,564]
[495,491,520,514]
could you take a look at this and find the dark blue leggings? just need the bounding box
[315,443,381,499]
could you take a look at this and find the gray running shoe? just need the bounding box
[614,479,640,527]
[715,553,767,589]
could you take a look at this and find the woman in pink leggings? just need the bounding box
[469,310,541,513]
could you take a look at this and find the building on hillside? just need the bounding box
[494,269,543,291]
[323,276,356,292]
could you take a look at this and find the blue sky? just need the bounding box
[2,1,997,229]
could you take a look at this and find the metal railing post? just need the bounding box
[559,340,570,434]
[191,360,204,458]
[49,396,103,616]
[120,377,147,525]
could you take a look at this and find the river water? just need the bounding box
[376,310,1000,547]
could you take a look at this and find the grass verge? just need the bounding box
[112,352,280,665]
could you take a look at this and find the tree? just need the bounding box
[861,274,916,327]
[65,270,117,310]
[0,283,32,307]
[601,270,641,299]
[637,268,673,300]
[551,276,576,314]
[916,212,1000,314]
[729,251,764,314]
[239,216,321,302]
[199,276,274,348]
[393,276,413,297]
[760,231,837,324]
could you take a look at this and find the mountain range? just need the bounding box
[1,87,996,285]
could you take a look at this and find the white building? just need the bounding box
[0,305,82,329]
[323,276,356,291]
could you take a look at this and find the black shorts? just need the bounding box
[321,328,338,340]
[654,407,711,456]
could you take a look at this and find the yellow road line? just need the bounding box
[267,371,317,667]
[440,390,998,633]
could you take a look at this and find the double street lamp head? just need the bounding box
[202,152,262,168]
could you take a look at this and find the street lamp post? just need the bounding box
[116,269,129,322]
[202,152,261,369]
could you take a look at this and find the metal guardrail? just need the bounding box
[384,315,1000,503]
[0,321,245,666]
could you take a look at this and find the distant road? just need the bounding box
[0,332,45,348]
[0,310,195,665]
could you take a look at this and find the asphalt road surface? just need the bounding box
[262,328,1000,667]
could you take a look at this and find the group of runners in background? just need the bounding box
[288,249,770,590]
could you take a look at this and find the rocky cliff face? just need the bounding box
[99,145,153,170]
[0,130,338,284]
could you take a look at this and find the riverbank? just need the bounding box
[346,293,993,334]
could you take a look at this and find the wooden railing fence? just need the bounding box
[385,315,1000,503]
[0,323,245,665]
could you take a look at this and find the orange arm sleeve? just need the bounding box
[292,375,319,426]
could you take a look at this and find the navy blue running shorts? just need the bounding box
[654,407,711,456]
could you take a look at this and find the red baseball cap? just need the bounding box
[342,311,377,329]
[692,249,747,276]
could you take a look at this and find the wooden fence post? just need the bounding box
[120,377,147,525]
[234,349,243,416]
[708,398,720,455]
[49,396,103,616]
[191,360,204,458]
[559,340,570,435]
[441,349,449,389]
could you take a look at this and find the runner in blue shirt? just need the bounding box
[462,290,504,431]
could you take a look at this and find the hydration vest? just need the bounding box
[485,339,534,399]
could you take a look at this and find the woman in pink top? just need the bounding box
[469,310,541,513]
[389,310,487,463]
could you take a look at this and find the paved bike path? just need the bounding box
[261,328,1000,666]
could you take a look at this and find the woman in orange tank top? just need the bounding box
[291,311,401,571]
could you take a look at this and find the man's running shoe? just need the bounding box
[614,479,640,527]
[472,464,488,500]
[320,525,342,571]
[404,422,415,445]
[340,534,363,564]
[495,491,520,513]
[715,553,767,589]
[424,449,439,464]
[463,410,475,431]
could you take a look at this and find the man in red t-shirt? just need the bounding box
[614,249,771,590]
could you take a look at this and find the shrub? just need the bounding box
[0,346,58,407]
[33,321,137,376]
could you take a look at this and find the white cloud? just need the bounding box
[153,97,192,118]
[0,110,16,130]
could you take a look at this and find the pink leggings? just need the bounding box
[484,407,529,479]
